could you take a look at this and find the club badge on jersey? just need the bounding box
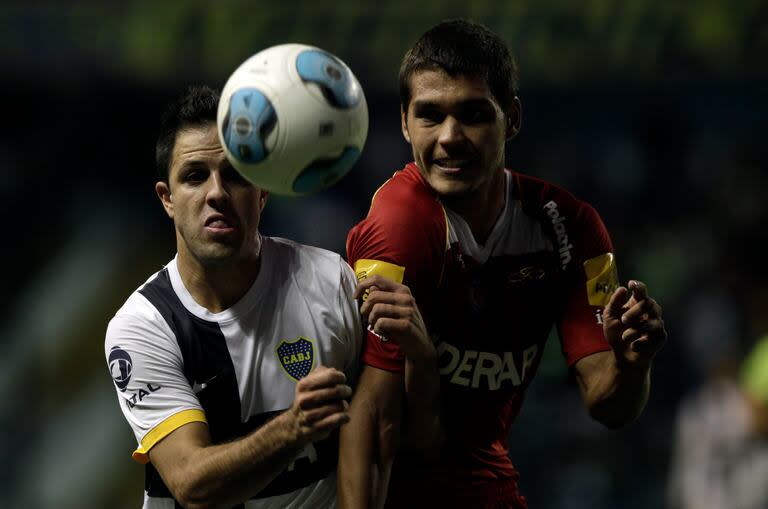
[276,337,316,381]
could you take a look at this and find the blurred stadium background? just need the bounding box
[2,1,767,507]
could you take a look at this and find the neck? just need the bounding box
[176,237,262,313]
[444,170,506,245]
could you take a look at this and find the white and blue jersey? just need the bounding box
[105,236,362,508]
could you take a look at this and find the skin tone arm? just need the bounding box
[338,365,403,509]
[338,275,440,509]
[574,280,668,428]
[149,366,351,509]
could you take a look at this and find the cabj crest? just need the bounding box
[276,337,315,381]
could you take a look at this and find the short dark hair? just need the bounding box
[399,19,519,113]
[155,85,220,181]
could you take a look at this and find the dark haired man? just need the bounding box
[338,19,668,508]
[105,85,411,508]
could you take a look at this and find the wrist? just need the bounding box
[613,354,652,378]
[407,348,438,372]
[279,407,310,449]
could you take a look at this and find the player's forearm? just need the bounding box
[583,358,651,429]
[339,366,403,509]
[403,356,444,456]
[338,398,377,509]
[172,411,305,509]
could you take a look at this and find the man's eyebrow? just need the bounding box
[411,100,440,110]
[411,98,495,110]
[173,160,209,178]
[177,159,208,171]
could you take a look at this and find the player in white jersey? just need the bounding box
[104,85,426,509]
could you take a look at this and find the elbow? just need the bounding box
[170,476,222,509]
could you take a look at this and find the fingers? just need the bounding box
[296,365,347,391]
[604,279,668,367]
[621,328,665,355]
[292,366,353,442]
[355,274,409,300]
[371,316,414,338]
[621,297,661,325]
[366,302,412,324]
[300,399,350,424]
[621,280,663,329]
[628,280,648,302]
[603,285,630,321]
[295,384,353,410]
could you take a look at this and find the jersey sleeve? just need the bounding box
[105,295,206,464]
[557,202,616,366]
[338,259,364,383]
[347,167,446,372]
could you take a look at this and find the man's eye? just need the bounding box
[417,110,444,124]
[184,171,205,182]
[223,166,251,186]
[461,109,492,123]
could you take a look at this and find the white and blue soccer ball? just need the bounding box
[217,43,368,196]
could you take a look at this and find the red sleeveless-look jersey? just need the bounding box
[347,163,618,507]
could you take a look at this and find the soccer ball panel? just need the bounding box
[221,88,277,164]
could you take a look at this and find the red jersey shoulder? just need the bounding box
[369,163,443,227]
[510,170,613,266]
[510,171,590,218]
[347,163,447,271]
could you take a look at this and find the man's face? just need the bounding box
[401,69,519,198]
[155,123,267,267]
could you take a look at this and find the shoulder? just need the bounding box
[264,236,351,287]
[510,170,612,272]
[511,171,608,241]
[511,171,599,220]
[347,163,447,268]
[105,267,178,355]
[367,163,444,226]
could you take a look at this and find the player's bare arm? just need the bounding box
[338,365,403,509]
[574,280,667,428]
[356,274,444,453]
[149,366,351,509]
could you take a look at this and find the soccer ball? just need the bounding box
[217,43,368,196]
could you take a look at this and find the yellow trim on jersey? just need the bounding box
[439,205,450,287]
[367,173,398,215]
[132,409,207,464]
[353,259,405,284]
[583,253,618,307]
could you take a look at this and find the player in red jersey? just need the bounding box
[337,19,668,509]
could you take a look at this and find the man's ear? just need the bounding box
[155,181,174,219]
[506,97,522,140]
[259,189,269,211]
[401,105,411,144]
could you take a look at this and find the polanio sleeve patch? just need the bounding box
[583,253,618,307]
[353,259,405,284]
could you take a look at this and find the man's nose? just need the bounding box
[437,116,467,147]
[206,171,230,203]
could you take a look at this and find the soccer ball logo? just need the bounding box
[221,88,276,163]
[217,44,368,196]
